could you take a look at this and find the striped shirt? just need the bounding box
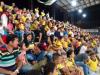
[0,45,21,68]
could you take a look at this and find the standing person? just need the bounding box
[0,34,22,75]
[0,21,6,45]
[1,10,8,28]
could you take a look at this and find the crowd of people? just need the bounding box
[0,1,100,75]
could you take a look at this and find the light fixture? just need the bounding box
[78,9,83,13]
[82,13,87,18]
[71,0,77,7]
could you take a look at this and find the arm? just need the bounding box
[0,35,5,45]
[16,56,23,72]
[0,68,12,74]
[39,33,42,43]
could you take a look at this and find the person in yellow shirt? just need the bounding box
[61,36,69,50]
[30,20,39,30]
[86,52,99,73]
[52,37,67,55]
[0,6,3,12]
[18,19,25,30]
[66,50,84,75]
[21,15,27,22]
[44,53,62,75]
[53,37,63,50]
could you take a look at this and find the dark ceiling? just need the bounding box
[56,0,100,12]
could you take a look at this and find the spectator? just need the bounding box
[0,34,22,75]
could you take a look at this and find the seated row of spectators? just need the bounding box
[0,1,100,75]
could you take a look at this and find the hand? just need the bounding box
[10,71,17,75]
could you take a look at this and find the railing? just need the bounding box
[83,29,100,35]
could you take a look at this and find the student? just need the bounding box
[23,32,34,49]
[86,52,99,75]
[0,34,22,75]
[44,53,71,75]
[66,50,84,75]
[26,43,46,70]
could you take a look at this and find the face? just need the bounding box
[61,55,67,62]
[33,45,40,53]
[54,56,62,65]
[27,34,32,41]
[11,38,19,48]
[91,54,96,60]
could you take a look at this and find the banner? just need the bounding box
[37,0,56,5]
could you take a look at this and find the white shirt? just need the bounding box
[1,13,8,28]
[27,13,32,20]
[79,45,87,54]
[0,26,4,35]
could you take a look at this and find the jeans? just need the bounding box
[46,51,54,60]
[75,62,89,75]
[20,63,33,74]
[26,51,46,62]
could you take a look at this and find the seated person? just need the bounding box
[66,50,84,75]
[86,52,99,75]
[44,53,71,75]
[0,34,22,75]
[26,44,45,65]
[52,37,66,55]
[75,53,90,75]
[23,32,34,50]
[61,36,69,51]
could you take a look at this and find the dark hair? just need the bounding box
[67,50,74,58]
[6,34,18,44]
[53,53,61,61]
[89,51,96,56]
[24,32,34,47]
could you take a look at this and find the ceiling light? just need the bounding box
[78,9,83,13]
[82,13,87,18]
[71,0,77,7]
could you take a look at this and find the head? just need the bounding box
[0,1,5,6]
[26,33,33,42]
[53,53,62,65]
[67,50,75,58]
[89,52,96,60]
[32,43,41,54]
[6,34,19,48]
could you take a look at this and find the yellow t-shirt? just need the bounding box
[21,16,27,22]
[0,6,3,12]
[19,23,25,30]
[53,64,64,75]
[67,39,71,44]
[66,58,75,67]
[68,31,73,35]
[86,59,98,72]
[45,26,50,31]
[91,40,97,47]
[61,39,68,49]
[8,6,13,10]
[57,64,64,69]
[41,12,45,17]
[78,41,82,46]
[54,40,63,49]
